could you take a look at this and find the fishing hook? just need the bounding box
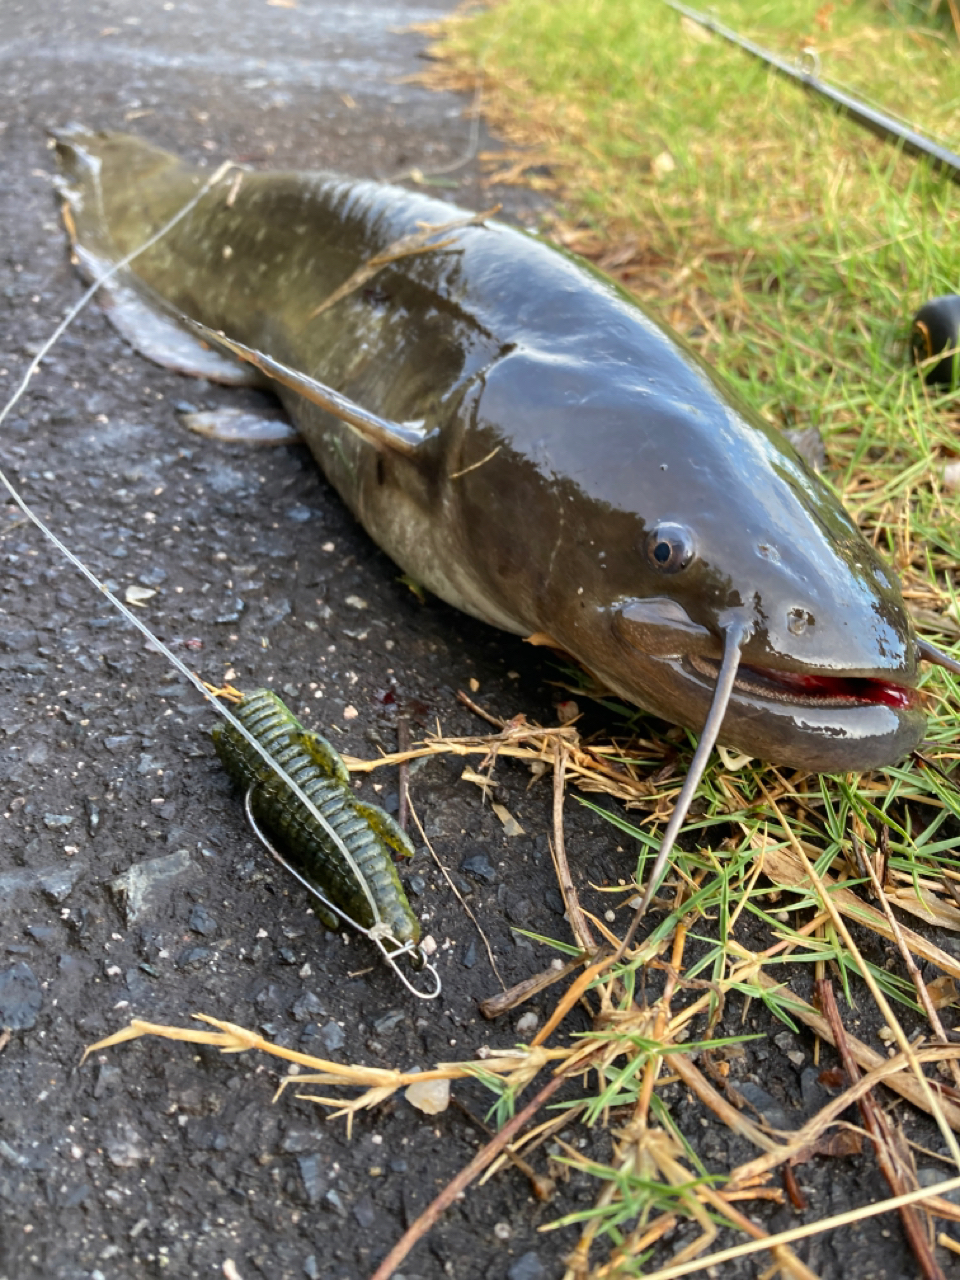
[243,785,441,1000]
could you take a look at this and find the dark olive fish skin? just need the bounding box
[55,130,925,772]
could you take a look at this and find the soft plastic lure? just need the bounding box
[212,688,438,995]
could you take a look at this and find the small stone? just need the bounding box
[38,864,82,903]
[104,1123,150,1168]
[42,813,74,829]
[405,1076,450,1116]
[107,849,194,925]
[918,1166,960,1204]
[124,585,156,606]
[460,851,497,884]
[799,1066,830,1116]
[215,598,245,624]
[736,1082,795,1132]
[25,924,56,943]
[508,1251,546,1280]
[286,504,314,522]
[516,1011,539,1037]
[373,1009,405,1036]
[324,1188,347,1218]
[461,939,477,969]
[407,874,427,897]
[291,991,326,1022]
[188,904,218,937]
[176,945,214,971]
[505,896,533,925]
[343,705,358,720]
[280,1130,321,1154]
[0,961,42,1030]
[297,1154,324,1205]
[94,1064,122,1099]
[317,1021,345,1053]
[345,595,368,609]
[353,1195,376,1230]
[303,1257,320,1280]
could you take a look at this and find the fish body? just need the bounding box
[55,130,926,773]
[212,688,419,946]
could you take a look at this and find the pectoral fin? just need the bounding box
[181,317,430,458]
[70,245,260,386]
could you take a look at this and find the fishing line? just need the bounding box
[664,1,960,183]
[0,151,436,988]
[243,786,441,999]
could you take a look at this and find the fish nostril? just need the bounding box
[787,607,815,636]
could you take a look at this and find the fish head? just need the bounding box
[599,399,924,772]
[476,344,924,773]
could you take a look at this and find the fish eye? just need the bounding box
[645,523,695,574]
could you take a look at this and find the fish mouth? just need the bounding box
[688,654,921,713]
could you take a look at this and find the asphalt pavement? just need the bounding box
[0,3,932,1278]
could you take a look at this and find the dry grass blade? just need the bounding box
[83,1014,569,1133]
[854,832,960,1090]
[479,954,587,1019]
[551,740,597,952]
[636,1174,960,1280]
[761,787,960,1167]
[407,793,507,989]
[760,843,960,978]
[306,206,499,320]
[368,1072,568,1280]
[819,978,947,1280]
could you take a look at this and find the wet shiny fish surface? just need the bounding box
[55,129,926,772]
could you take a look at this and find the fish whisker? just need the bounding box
[615,616,751,956]
[917,637,960,678]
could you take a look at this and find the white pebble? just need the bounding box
[516,1011,539,1036]
[405,1076,450,1115]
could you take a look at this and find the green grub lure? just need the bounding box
[212,688,439,998]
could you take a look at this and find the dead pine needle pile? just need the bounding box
[84,0,960,1276]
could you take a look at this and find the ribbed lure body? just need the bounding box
[211,688,419,946]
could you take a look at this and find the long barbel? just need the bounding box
[665,0,960,184]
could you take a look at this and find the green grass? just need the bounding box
[427,2,960,1273]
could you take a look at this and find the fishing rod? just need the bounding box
[664,1,960,184]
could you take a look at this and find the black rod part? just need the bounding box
[664,0,960,184]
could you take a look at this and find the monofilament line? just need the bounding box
[0,156,390,943]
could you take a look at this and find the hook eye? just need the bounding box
[243,786,441,1000]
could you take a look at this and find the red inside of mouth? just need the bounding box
[750,666,919,710]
